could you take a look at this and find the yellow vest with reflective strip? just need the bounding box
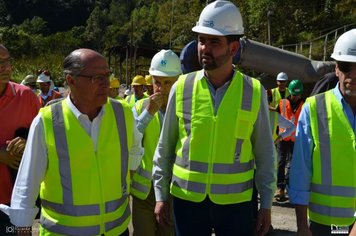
[131,98,161,200]
[269,110,278,140]
[308,91,356,226]
[39,98,133,236]
[270,87,290,109]
[172,70,261,204]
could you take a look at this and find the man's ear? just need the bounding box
[335,64,340,77]
[66,74,75,86]
[230,40,240,57]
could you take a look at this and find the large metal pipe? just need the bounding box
[180,39,335,84]
[238,38,335,83]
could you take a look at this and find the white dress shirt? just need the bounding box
[0,96,143,226]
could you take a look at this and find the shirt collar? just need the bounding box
[332,82,345,105]
[65,95,105,120]
[3,82,16,97]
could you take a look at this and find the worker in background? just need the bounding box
[37,72,62,107]
[144,75,154,96]
[152,1,276,235]
[0,44,41,235]
[131,49,181,236]
[0,48,144,235]
[268,72,290,109]
[275,79,304,202]
[125,75,147,107]
[289,29,356,236]
[21,75,40,95]
[109,76,122,100]
[268,105,295,144]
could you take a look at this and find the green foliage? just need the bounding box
[0,0,354,81]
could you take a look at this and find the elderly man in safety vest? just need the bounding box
[0,48,143,236]
[152,1,276,235]
[289,29,356,236]
[131,49,181,236]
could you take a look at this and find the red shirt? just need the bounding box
[0,82,40,203]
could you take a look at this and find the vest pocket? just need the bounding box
[235,109,253,139]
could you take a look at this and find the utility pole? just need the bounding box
[267,9,273,45]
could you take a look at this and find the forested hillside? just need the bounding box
[0,0,354,84]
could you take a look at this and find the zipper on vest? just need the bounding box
[207,116,217,194]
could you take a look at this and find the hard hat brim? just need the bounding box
[149,69,181,77]
[331,54,356,63]
[192,25,244,36]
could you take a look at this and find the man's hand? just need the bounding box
[154,201,172,226]
[0,149,21,169]
[256,208,271,236]
[295,204,311,236]
[6,136,26,157]
[146,93,163,115]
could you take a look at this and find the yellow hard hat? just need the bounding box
[131,75,146,86]
[110,78,120,88]
[145,75,153,85]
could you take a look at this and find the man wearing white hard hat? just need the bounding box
[289,29,356,236]
[268,72,290,109]
[131,49,181,236]
[152,1,276,235]
[37,72,62,107]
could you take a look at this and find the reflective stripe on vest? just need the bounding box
[172,71,260,204]
[308,92,356,226]
[270,88,289,108]
[41,203,131,235]
[40,99,131,235]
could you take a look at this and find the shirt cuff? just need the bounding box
[259,191,274,209]
[2,205,38,227]
[287,187,310,205]
[154,186,168,202]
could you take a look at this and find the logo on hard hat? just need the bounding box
[348,48,356,56]
[160,59,167,67]
[202,20,214,28]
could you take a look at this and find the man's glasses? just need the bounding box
[337,61,356,74]
[73,74,110,84]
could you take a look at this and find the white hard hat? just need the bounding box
[192,0,244,36]
[37,73,51,83]
[276,72,288,81]
[331,29,356,62]
[149,49,182,77]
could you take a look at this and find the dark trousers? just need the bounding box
[0,208,16,235]
[173,196,254,236]
[310,221,353,236]
[277,140,294,190]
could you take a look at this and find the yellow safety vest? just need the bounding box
[308,91,356,226]
[269,110,278,140]
[270,87,290,109]
[172,70,261,204]
[131,98,161,200]
[125,94,148,108]
[39,98,133,236]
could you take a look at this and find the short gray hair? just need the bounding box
[63,51,84,76]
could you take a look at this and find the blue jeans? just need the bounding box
[173,196,254,236]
